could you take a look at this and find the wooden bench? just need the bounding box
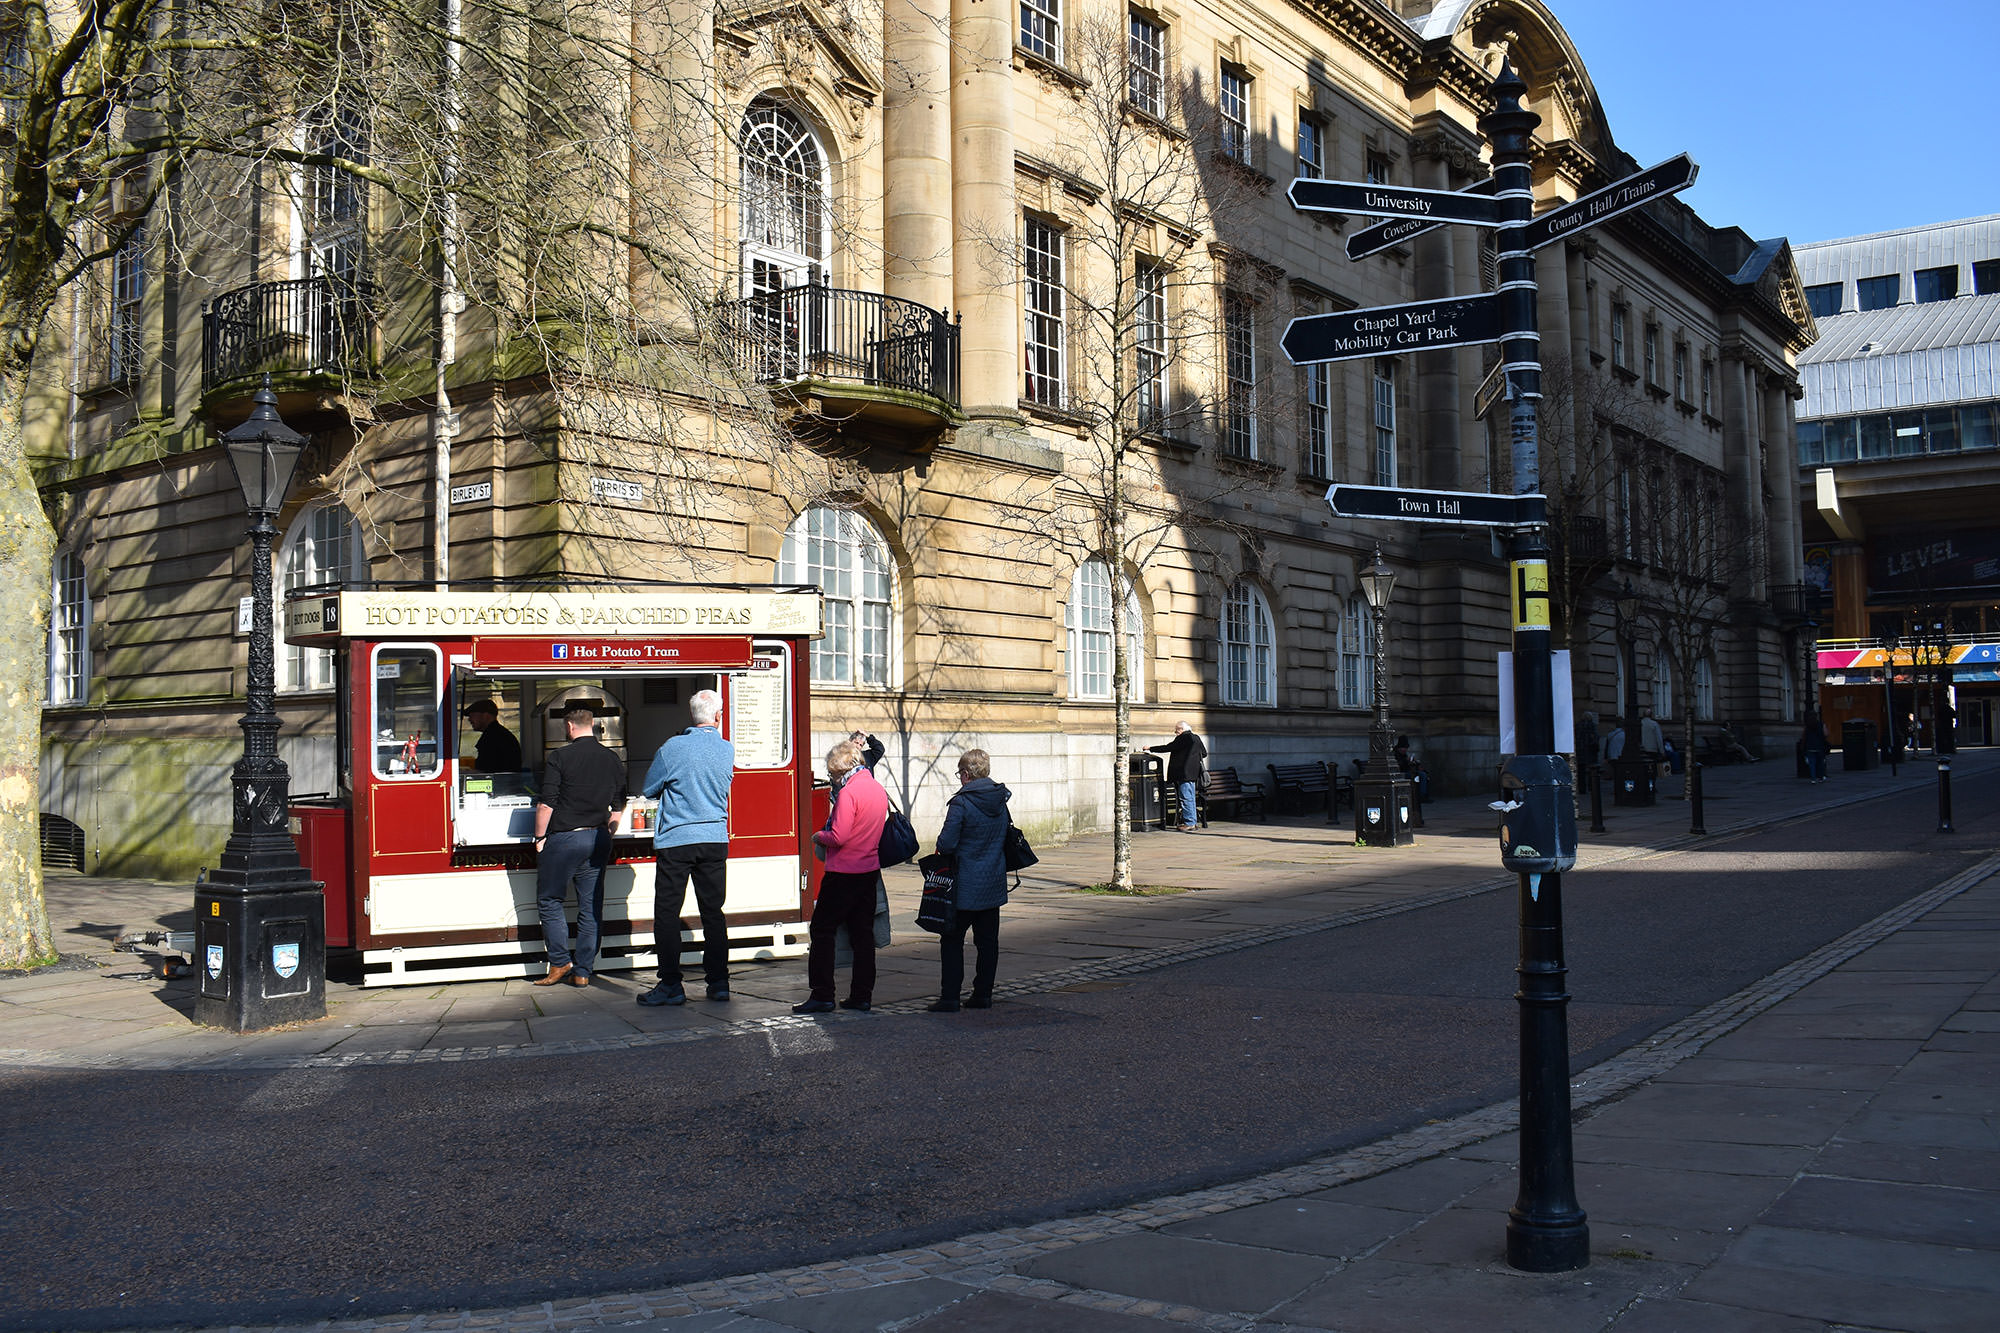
[1197,767,1266,825]
[1267,762,1331,815]
[1697,735,1742,766]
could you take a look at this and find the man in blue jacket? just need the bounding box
[637,688,735,1007]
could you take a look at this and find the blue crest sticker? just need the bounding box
[273,942,300,979]
[206,944,224,978]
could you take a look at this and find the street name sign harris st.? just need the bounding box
[1282,292,1501,365]
[1289,178,1505,228]
[1326,483,1541,526]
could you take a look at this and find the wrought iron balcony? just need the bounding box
[715,279,960,423]
[1770,583,1826,627]
[1551,513,1607,565]
[203,276,376,396]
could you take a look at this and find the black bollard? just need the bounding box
[1689,761,1706,835]
[1587,763,1605,834]
[1938,756,1954,834]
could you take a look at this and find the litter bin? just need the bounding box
[1611,757,1656,806]
[1129,752,1166,830]
[1841,718,1879,772]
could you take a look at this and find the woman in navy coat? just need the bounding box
[930,748,1012,1011]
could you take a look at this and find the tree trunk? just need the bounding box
[1108,468,1133,893]
[0,363,58,967]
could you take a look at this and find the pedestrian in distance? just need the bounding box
[531,706,626,987]
[1148,721,1208,832]
[797,739,887,1014]
[638,688,735,1007]
[1800,711,1830,783]
[928,748,1012,1012]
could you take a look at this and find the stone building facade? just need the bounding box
[37,0,1812,878]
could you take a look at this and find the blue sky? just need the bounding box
[1550,1,1998,245]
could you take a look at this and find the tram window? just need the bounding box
[456,678,527,779]
[374,646,442,778]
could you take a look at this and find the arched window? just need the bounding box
[739,100,827,295]
[1339,594,1372,710]
[1652,644,1674,719]
[780,507,893,688]
[280,502,364,691]
[1221,581,1275,706]
[1066,560,1142,701]
[1694,656,1716,721]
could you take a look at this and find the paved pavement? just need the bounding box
[4,750,1996,1331]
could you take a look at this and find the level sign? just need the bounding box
[1523,154,1698,251]
[1289,178,1506,228]
[1346,177,1503,261]
[1283,293,1502,366]
[1326,484,1542,526]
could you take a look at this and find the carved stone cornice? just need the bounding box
[1283,0,1423,85]
[1408,114,1485,178]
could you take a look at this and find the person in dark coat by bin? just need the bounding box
[1147,721,1207,831]
[929,748,1011,1012]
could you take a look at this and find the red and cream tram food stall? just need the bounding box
[282,585,823,986]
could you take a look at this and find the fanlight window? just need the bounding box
[740,101,826,274]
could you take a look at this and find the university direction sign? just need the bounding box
[1282,293,1501,366]
[1326,484,1541,527]
[1346,178,1502,261]
[1289,178,1505,228]
[1523,154,1699,251]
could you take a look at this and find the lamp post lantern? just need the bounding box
[1352,546,1414,847]
[195,376,328,1031]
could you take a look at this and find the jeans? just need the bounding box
[538,827,610,974]
[1805,750,1826,781]
[940,906,1000,1001]
[655,842,729,988]
[1176,780,1197,828]
[807,869,877,1003]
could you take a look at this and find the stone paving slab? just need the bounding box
[1016,1233,1335,1314]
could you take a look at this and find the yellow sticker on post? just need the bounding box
[1512,559,1551,631]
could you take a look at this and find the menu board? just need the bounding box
[730,654,789,770]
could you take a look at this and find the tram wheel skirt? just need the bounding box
[358,920,809,987]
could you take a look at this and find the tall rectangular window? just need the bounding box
[1023,217,1066,408]
[1673,344,1688,402]
[1914,265,1958,303]
[1804,282,1842,318]
[1224,292,1257,458]
[109,225,145,385]
[1135,261,1167,432]
[1128,15,1164,118]
[1611,304,1627,368]
[1856,274,1899,310]
[1296,115,1323,179]
[1304,363,1331,478]
[1700,360,1714,415]
[1219,67,1250,165]
[1617,466,1633,559]
[1021,0,1061,62]
[1365,150,1391,185]
[1643,324,1659,384]
[1975,260,2000,295]
[1372,358,1396,485]
[48,550,87,705]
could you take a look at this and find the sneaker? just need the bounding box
[792,998,836,1014]
[839,998,871,1012]
[637,984,686,1007]
[706,984,731,1002]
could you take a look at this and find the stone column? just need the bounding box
[951,0,1019,418]
[884,0,954,314]
[1763,377,1802,585]
[1409,120,1477,489]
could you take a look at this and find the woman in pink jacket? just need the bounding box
[796,739,888,1013]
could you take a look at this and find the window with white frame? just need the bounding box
[1643,323,1660,385]
[48,549,88,705]
[1023,216,1066,408]
[1066,560,1143,701]
[281,503,364,692]
[1700,359,1714,415]
[1128,14,1164,118]
[1695,655,1715,721]
[1221,581,1275,706]
[1224,292,1257,457]
[739,100,827,291]
[780,507,895,688]
[1611,303,1627,368]
[1135,260,1167,432]
[1364,149,1390,185]
[303,97,368,285]
[109,225,145,385]
[1219,67,1250,165]
[1340,593,1372,709]
[1021,0,1061,62]
[1673,343,1688,402]
[1617,465,1633,559]
[1372,358,1397,485]
[1304,362,1331,478]
[1779,657,1796,721]
[1652,645,1674,719]
[1296,114,1323,179]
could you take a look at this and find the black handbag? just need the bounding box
[915,852,956,934]
[1003,821,1038,872]
[878,806,919,867]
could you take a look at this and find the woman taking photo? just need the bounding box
[930,748,1012,1012]
[797,739,888,1014]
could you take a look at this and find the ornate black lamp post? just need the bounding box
[1610,581,1654,806]
[1353,546,1414,847]
[195,376,327,1031]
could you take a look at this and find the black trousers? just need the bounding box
[655,842,728,988]
[807,869,877,1003]
[940,906,1000,1001]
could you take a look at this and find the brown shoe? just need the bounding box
[533,963,573,986]
[569,971,592,987]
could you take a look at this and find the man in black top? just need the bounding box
[462,697,523,773]
[1148,721,1208,832]
[531,707,627,986]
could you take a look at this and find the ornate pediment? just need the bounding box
[717,0,882,138]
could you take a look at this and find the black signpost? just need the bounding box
[1282,294,1501,366]
[1285,60,1696,1278]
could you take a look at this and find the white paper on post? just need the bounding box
[1498,650,1574,755]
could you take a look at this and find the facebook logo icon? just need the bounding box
[550,644,569,660]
